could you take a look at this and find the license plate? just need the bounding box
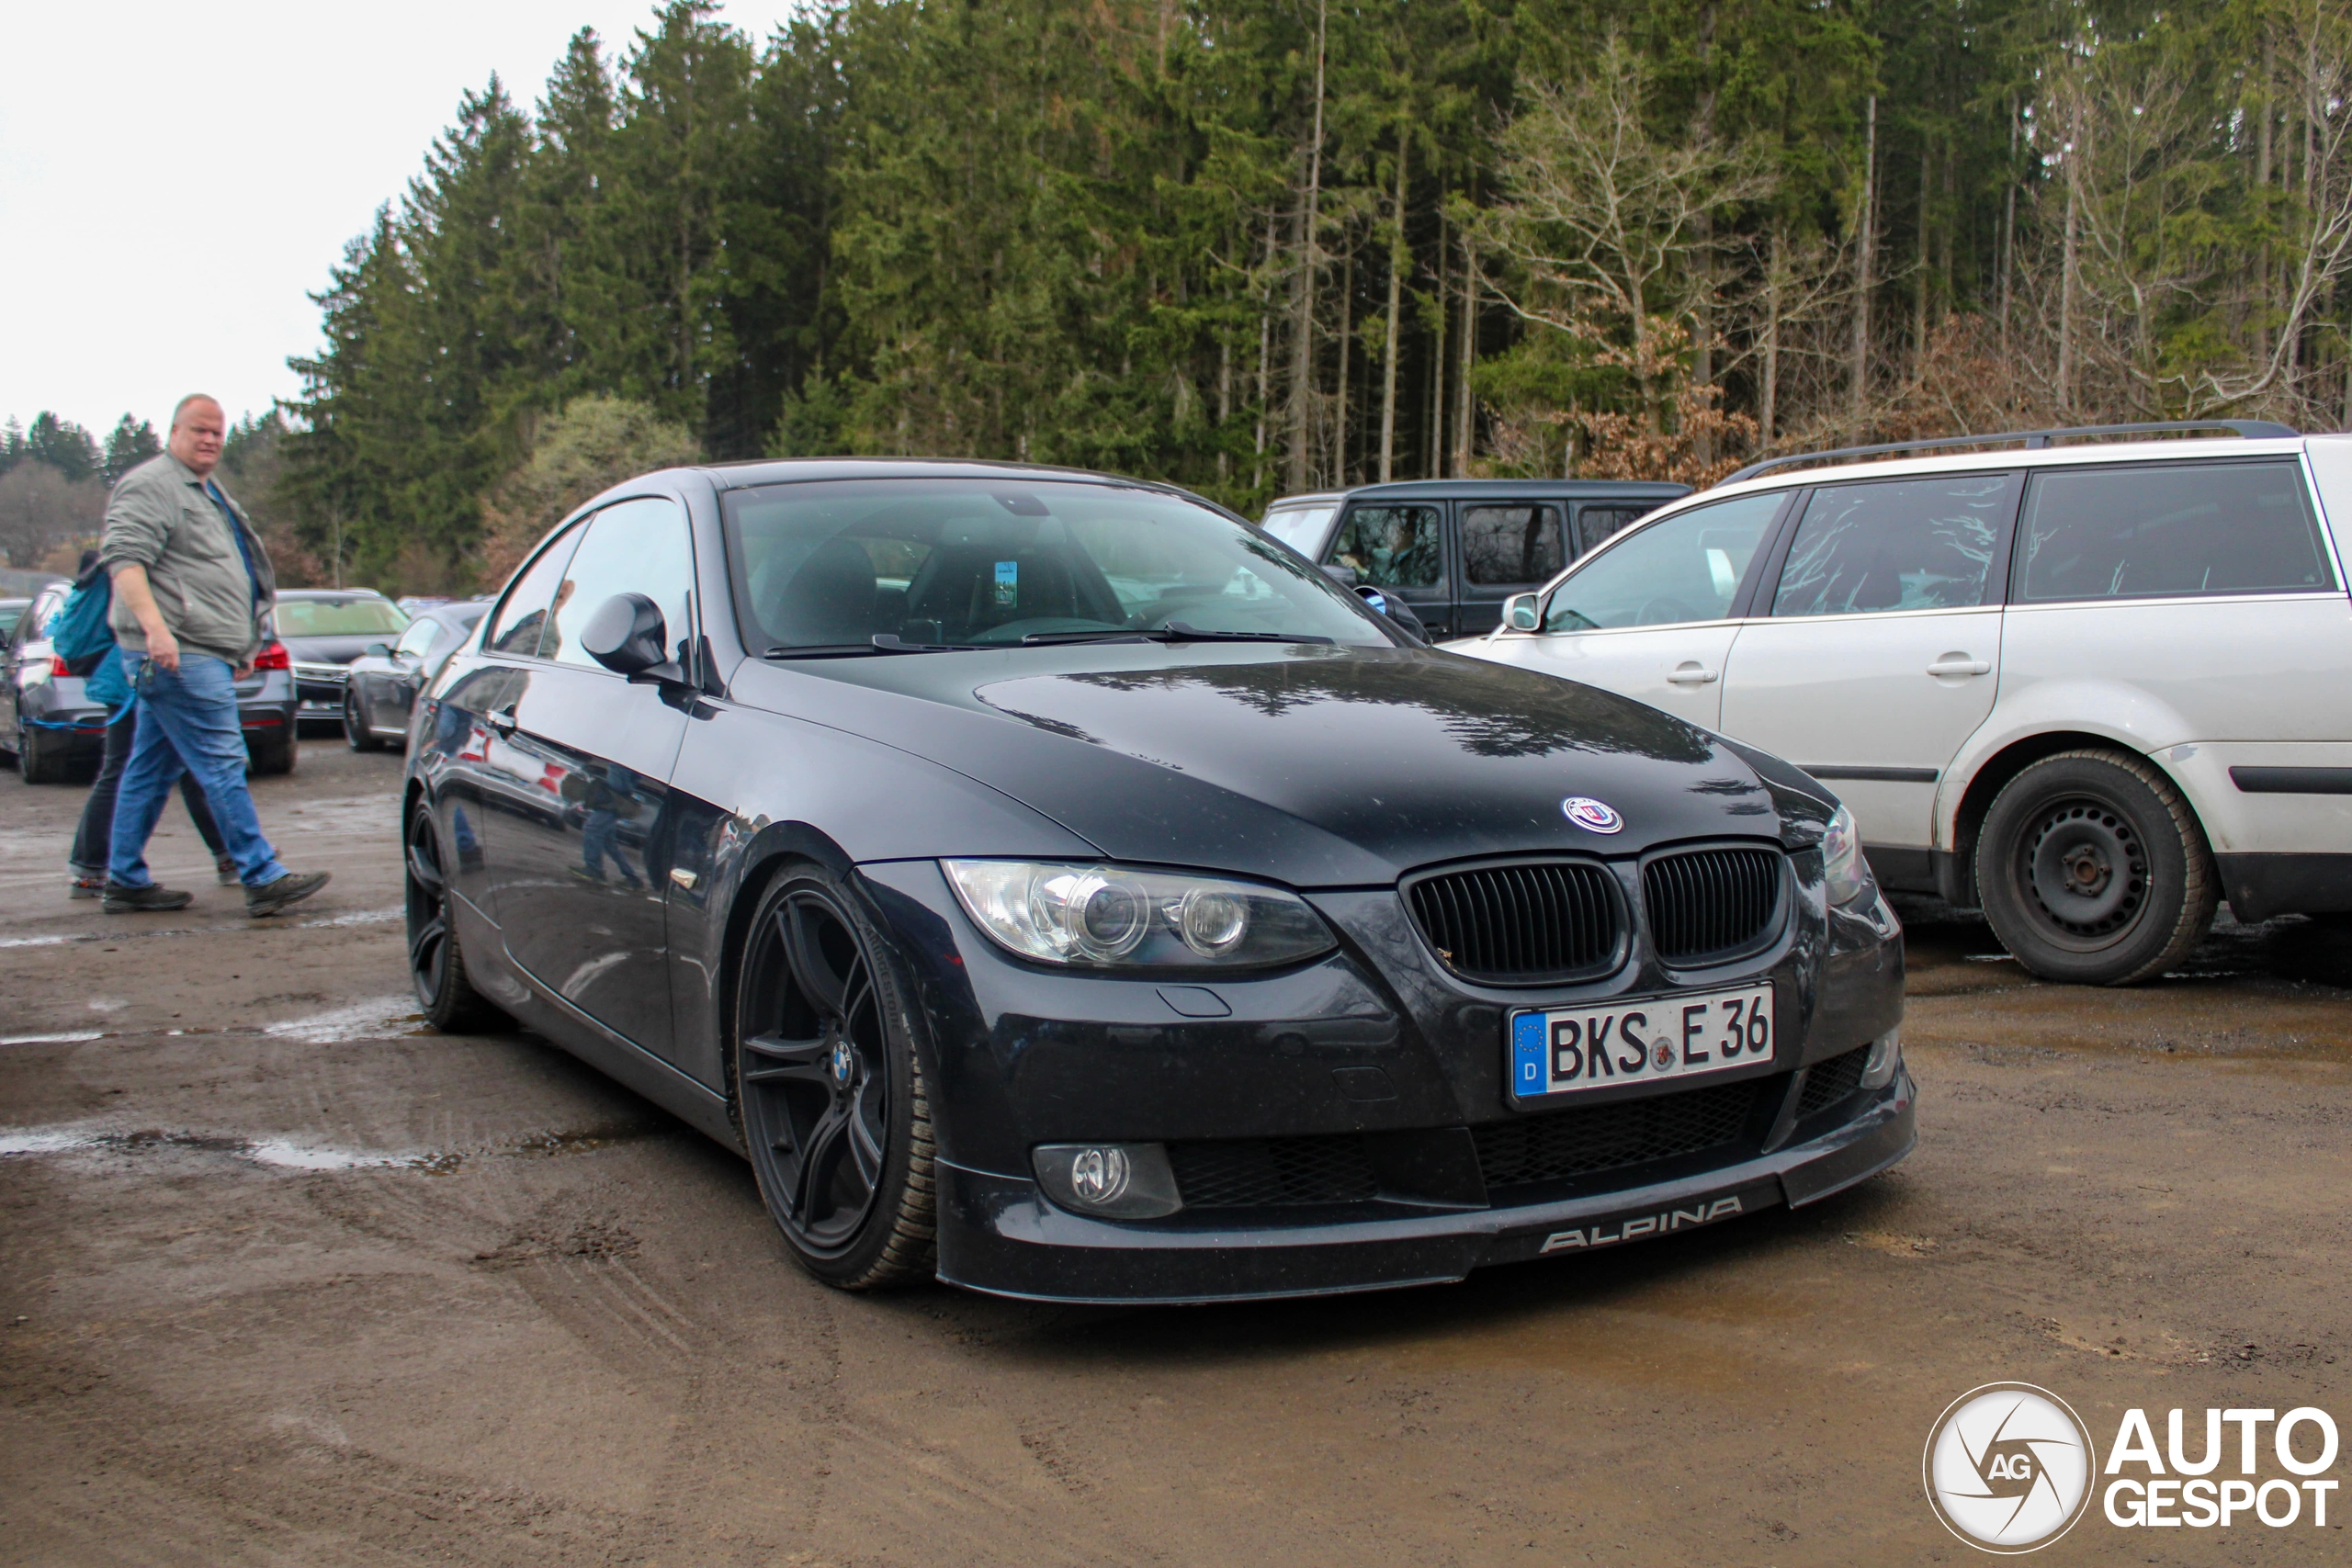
[1509,983,1775,1101]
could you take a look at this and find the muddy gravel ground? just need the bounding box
[3,740,2347,1566]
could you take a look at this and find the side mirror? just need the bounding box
[1503,592,1542,633]
[1352,583,1429,644]
[582,592,674,680]
[364,642,394,659]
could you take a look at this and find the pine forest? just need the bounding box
[83,0,2352,588]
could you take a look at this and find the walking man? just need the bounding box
[99,394,329,917]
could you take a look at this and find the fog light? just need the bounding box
[1860,1028,1903,1090]
[1033,1142,1184,1219]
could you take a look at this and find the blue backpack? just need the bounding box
[49,570,130,712]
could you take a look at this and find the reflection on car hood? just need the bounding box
[735,644,1828,886]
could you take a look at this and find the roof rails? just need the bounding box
[1720,420,2301,487]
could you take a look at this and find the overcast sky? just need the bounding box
[0,1,806,441]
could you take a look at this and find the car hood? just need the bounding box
[731,644,1832,887]
[278,634,379,666]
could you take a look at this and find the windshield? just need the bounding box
[275,598,410,637]
[1259,505,1335,555]
[722,479,1391,650]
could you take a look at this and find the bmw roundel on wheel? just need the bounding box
[401,459,1912,1303]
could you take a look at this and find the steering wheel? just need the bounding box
[1633,595,1701,626]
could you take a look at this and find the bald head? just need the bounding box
[168,395,226,477]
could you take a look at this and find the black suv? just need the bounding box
[1261,479,1690,638]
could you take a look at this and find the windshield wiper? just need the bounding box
[764,635,989,660]
[1020,621,1335,648]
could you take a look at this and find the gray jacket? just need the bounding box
[100,452,277,665]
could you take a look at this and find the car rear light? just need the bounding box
[50,655,72,677]
[252,641,291,671]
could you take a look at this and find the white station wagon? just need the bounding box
[1451,422,2352,985]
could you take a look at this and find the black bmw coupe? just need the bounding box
[403,460,1912,1303]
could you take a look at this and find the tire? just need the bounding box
[733,863,935,1290]
[404,803,504,1032]
[345,691,384,751]
[1977,749,2217,986]
[249,730,298,775]
[19,723,68,784]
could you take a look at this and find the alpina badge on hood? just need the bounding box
[1563,796,1624,834]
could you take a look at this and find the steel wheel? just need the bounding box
[405,803,500,1030]
[1978,749,2215,986]
[736,868,933,1286]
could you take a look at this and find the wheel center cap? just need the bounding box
[831,1040,854,1086]
[2062,844,2110,897]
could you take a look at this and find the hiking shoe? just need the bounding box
[216,855,240,886]
[246,869,331,918]
[103,883,195,914]
[70,876,104,900]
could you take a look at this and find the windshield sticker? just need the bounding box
[995,560,1019,606]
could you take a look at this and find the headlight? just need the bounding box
[1821,804,1874,906]
[943,860,1337,969]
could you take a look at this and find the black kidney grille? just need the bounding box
[1795,1044,1873,1121]
[1643,847,1784,964]
[1408,861,1621,981]
[1472,1079,1759,1190]
[1169,1135,1380,1209]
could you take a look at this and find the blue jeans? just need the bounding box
[107,651,288,889]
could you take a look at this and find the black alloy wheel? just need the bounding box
[734,866,933,1288]
[1978,749,2217,986]
[405,803,502,1031]
[345,689,384,751]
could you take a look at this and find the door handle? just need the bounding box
[1926,656,1991,678]
[1666,663,1720,685]
[484,706,517,736]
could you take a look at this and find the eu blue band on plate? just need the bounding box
[1511,1012,1546,1096]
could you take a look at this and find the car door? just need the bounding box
[1321,502,1456,638]
[425,525,590,917]
[1717,471,2019,862]
[366,614,443,733]
[2001,456,2352,860]
[1477,490,1790,729]
[485,495,697,1061]
[1456,501,1568,637]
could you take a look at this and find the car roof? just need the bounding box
[1263,491,1350,510]
[277,588,390,600]
[1342,479,1692,502]
[694,457,1204,499]
[1692,434,2315,509]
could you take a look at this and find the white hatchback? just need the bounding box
[1449,425,2352,984]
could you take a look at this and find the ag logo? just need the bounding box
[1924,1382,2097,1552]
[1562,796,1623,834]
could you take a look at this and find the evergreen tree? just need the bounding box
[102,415,162,486]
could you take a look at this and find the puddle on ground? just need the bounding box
[262,997,426,1043]
[300,908,401,929]
[0,934,98,951]
[0,1030,106,1046]
[0,1119,672,1173]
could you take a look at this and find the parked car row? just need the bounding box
[4,581,321,783]
[1406,421,2351,985]
[342,598,491,750]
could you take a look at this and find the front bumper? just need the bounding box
[857,852,1911,1304]
[936,1071,1914,1303]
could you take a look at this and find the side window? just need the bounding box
[1772,473,2014,617]
[1544,491,1783,631]
[2017,461,2333,603]
[1325,504,1444,588]
[1576,504,1656,556]
[1462,504,1565,586]
[486,522,586,657]
[393,617,440,659]
[544,496,695,670]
